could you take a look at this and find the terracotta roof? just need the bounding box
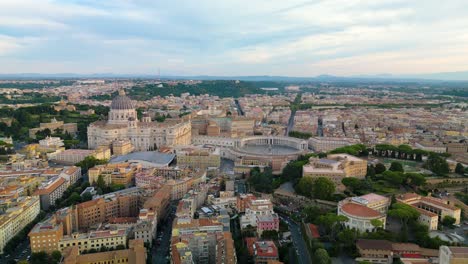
[341,202,381,218]
[392,243,420,252]
[254,241,278,258]
[421,197,459,211]
[34,177,66,195]
[356,239,392,251]
[307,224,320,238]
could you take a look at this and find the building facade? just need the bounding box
[88,90,191,151]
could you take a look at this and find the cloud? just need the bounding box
[0,0,467,75]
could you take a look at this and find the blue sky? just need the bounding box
[1,0,468,76]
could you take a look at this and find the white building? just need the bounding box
[0,196,41,254]
[337,193,388,233]
[87,90,191,151]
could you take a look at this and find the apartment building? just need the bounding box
[29,207,75,253]
[75,188,141,230]
[58,229,127,253]
[0,196,41,254]
[29,217,64,253]
[59,166,82,186]
[134,209,157,247]
[88,162,142,186]
[34,176,68,210]
[171,218,236,264]
[240,197,280,235]
[61,239,146,264]
[252,240,279,264]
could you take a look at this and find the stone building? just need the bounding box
[88,90,191,151]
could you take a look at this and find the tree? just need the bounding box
[303,205,322,223]
[455,163,465,175]
[375,163,386,174]
[295,177,315,197]
[366,165,376,179]
[424,153,449,175]
[81,191,93,202]
[389,161,404,172]
[312,177,336,200]
[248,167,274,193]
[370,219,383,229]
[116,244,126,250]
[261,230,279,240]
[318,213,348,241]
[75,156,108,173]
[96,175,106,190]
[51,250,62,263]
[388,203,420,227]
[313,248,331,264]
[382,171,406,186]
[341,177,362,193]
[442,216,456,227]
[406,173,426,186]
[31,251,48,264]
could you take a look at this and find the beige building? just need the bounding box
[0,196,41,254]
[54,147,111,164]
[59,229,127,253]
[29,216,64,253]
[61,239,146,264]
[88,90,191,151]
[112,139,134,155]
[34,176,68,210]
[75,188,141,230]
[397,193,462,230]
[29,118,77,139]
[176,146,221,169]
[88,162,142,186]
[439,246,468,264]
[303,154,367,190]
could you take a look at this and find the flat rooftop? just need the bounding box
[110,151,175,166]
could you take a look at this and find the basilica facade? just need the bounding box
[87,90,191,151]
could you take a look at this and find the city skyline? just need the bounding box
[1,0,468,77]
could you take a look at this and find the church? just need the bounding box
[87,90,191,151]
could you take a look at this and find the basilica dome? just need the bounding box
[110,90,136,110]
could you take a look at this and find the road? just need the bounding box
[234,99,244,116]
[317,117,323,137]
[285,109,296,136]
[282,216,312,264]
[0,239,31,263]
[152,203,177,264]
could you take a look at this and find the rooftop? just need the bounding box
[359,193,389,204]
[110,151,175,166]
[356,239,392,251]
[341,202,382,218]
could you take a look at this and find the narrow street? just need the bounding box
[285,109,296,136]
[152,202,177,264]
[282,216,312,264]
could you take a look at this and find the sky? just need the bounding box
[1,0,468,76]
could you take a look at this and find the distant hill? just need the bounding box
[0,71,468,82]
